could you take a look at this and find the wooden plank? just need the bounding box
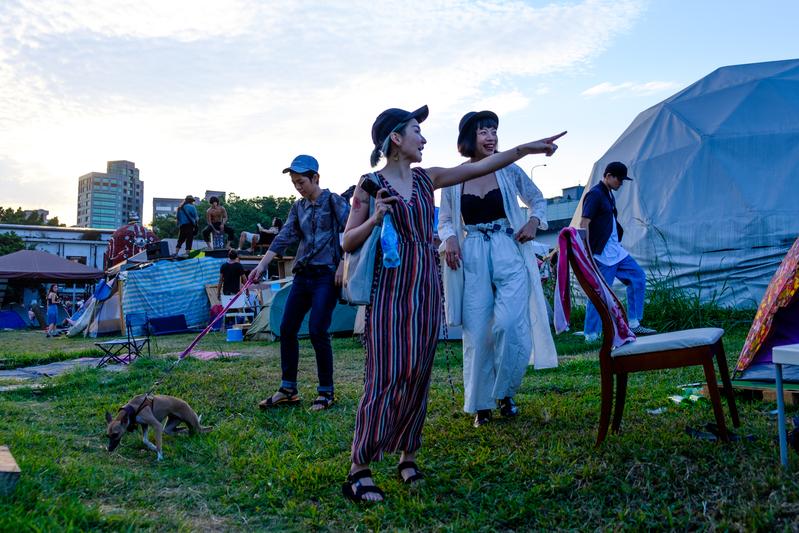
[717,381,799,406]
[0,445,21,496]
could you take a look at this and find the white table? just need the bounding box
[773,343,799,467]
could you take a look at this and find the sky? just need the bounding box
[1,0,798,227]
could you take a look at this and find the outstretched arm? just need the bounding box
[427,131,566,190]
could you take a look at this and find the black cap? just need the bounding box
[457,110,499,147]
[184,195,195,203]
[371,105,429,147]
[604,161,633,181]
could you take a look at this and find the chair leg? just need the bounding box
[612,373,628,433]
[714,341,740,428]
[596,370,614,446]
[702,357,729,442]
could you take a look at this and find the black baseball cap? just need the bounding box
[371,105,429,147]
[457,110,499,146]
[604,161,633,181]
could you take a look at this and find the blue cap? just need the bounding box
[282,154,319,175]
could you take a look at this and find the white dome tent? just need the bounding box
[572,58,799,307]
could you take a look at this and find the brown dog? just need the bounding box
[105,394,211,460]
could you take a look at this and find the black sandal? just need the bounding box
[312,392,335,410]
[258,387,300,410]
[341,469,385,503]
[397,460,425,485]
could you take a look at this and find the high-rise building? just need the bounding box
[77,160,144,229]
[204,190,226,202]
[152,197,183,220]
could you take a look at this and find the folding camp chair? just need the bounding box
[95,312,151,367]
[559,228,740,445]
[220,294,255,332]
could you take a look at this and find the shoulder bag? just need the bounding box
[341,173,381,305]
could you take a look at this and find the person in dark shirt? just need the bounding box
[217,249,247,301]
[580,161,657,340]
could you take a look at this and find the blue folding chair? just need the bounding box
[96,312,151,367]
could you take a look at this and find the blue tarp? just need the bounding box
[122,257,225,328]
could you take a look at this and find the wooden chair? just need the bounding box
[562,229,740,445]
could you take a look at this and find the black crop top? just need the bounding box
[461,188,506,225]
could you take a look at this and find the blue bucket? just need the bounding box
[226,328,244,342]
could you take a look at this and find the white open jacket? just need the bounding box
[437,163,558,369]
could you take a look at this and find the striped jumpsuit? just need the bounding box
[351,167,441,464]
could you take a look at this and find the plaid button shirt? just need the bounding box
[268,189,350,271]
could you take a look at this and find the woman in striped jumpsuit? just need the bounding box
[341,105,565,502]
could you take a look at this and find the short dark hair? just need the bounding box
[228,249,238,260]
[209,196,219,204]
[457,117,499,158]
[272,217,283,229]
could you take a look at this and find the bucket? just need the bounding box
[226,328,244,342]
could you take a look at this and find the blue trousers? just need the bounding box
[583,254,646,337]
[279,267,338,394]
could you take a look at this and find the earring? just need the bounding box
[392,151,399,161]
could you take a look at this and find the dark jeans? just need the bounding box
[279,267,338,393]
[176,223,195,251]
[202,222,236,245]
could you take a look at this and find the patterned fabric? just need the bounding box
[351,167,441,464]
[122,257,225,328]
[737,236,799,371]
[268,189,350,271]
[554,227,635,349]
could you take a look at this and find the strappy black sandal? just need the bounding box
[397,460,425,485]
[498,397,520,418]
[341,469,385,503]
[311,391,335,410]
[258,387,300,410]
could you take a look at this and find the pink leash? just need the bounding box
[145,278,256,395]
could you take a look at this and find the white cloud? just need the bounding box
[581,80,679,97]
[0,0,647,224]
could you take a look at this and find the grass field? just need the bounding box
[2,320,799,531]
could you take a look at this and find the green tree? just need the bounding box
[151,215,179,239]
[0,232,25,256]
[0,207,65,226]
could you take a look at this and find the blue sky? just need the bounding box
[1,0,797,226]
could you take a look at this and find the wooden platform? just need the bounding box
[704,380,799,406]
[0,445,20,496]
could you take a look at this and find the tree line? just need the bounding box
[151,194,297,239]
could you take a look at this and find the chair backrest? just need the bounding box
[221,294,250,310]
[125,312,149,338]
[560,228,635,359]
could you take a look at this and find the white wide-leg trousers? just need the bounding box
[461,224,531,413]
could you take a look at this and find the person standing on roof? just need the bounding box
[175,195,198,256]
[580,161,657,341]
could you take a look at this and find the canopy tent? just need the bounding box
[67,277,122,337]
[734,236,799,382]
[0,250,103,280]
[570,58,799,307]
[246,280,357,340]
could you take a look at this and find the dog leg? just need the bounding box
[141,425,158,453]
[164,415,188,435]
[153,420,164,461]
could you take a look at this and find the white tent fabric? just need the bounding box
[571,59,799,307]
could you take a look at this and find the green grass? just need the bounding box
[2,320,799,531]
